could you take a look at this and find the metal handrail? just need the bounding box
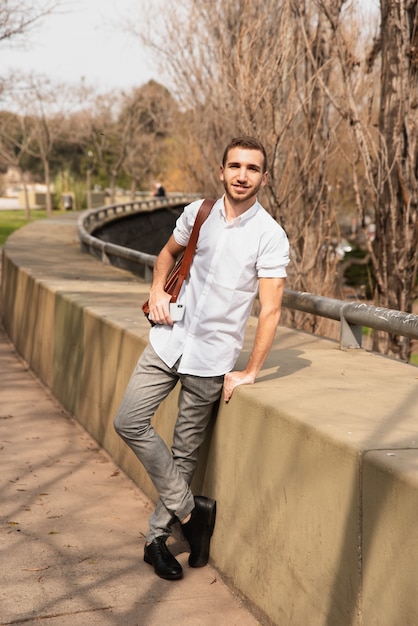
[77,197,418,349]
[282,290,418,348]
[77,194,199,281]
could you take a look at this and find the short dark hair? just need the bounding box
[222,136,268,172]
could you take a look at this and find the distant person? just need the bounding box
[114,136,290,581]
[153,182,166,197]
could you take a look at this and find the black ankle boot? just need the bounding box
[182,496,216,567]
[144,536,183,580]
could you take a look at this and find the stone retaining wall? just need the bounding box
[2,214,418,626]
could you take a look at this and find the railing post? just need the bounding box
[101,248,110,265]
[144,264,153,282]
[340,304,362,349]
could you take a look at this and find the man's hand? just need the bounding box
[148,235,185,325]
[223,277,285,403]
[148,290,173,325]
[223,371,255,403]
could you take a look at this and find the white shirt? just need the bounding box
[150,196,290,376]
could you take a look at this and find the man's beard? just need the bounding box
[222,180,260,204]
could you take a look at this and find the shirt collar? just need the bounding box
[219,195,260,225]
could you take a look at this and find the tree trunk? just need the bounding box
[130,178,137,201]
[21,175,30,220]
[373,0,418,358]
[86,167,92,210]
[109,173,117,204]
[43,158,53,217]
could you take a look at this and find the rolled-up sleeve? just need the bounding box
[256,224,290,278]
[173,200,202,247]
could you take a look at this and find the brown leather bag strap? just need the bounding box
[170,198,215,302]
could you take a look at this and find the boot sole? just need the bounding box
[188,498,216,568]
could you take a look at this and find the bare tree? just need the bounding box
[54,83,100,209]
[0,0,58,44]
[0,2,60,213]
[128,0,349,335]
[120,81,176,197]
[7,73,79,216]
[85,92,129,203]
[0,0,59,100]
[271,1,347,333]
[0,110,33,217]
[313,0,418,359]
[372,0,418,357]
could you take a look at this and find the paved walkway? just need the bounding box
[0,321,259,624]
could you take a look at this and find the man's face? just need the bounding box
[219,147,268,204]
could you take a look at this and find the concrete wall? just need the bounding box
[2,214,418,626]
[17,190,46,208]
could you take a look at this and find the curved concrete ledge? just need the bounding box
[2,213,418,626]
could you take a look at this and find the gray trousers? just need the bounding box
[114,344,224,542]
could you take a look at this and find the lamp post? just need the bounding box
[86,150,94,210]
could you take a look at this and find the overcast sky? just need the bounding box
[2,0,380,94]
[1,0,155,92]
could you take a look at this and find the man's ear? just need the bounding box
[219,165,225,181]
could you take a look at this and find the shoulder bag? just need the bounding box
[142,198,215,324]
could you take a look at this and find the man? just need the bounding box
[114,136,289,580]
[152,181,166,197]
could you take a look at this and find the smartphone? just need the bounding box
[169,303,185,322]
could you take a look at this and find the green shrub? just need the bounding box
[343,247,375,299]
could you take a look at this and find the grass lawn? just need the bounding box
[0,209,68,246]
